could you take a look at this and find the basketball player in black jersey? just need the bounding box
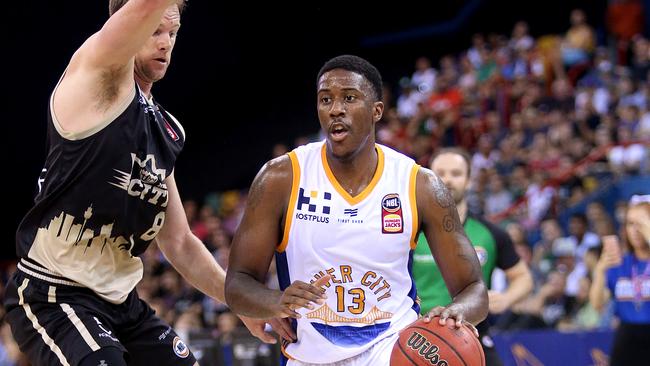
[3,1,268,365]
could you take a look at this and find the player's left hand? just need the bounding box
[487,290,510,314]
[423,305,479,338]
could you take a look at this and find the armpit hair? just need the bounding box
[95,67,123,111]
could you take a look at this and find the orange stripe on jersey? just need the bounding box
[409,164,420,249]
[321,144,385,206]
[281,340,296,361]
[277,151,300,253]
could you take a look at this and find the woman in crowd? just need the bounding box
[590,194,650,365]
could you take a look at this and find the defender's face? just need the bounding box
[317,69,383,161]
[134,5,181,83]
[431,153,470,204]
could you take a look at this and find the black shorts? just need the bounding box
[4,265,196,366]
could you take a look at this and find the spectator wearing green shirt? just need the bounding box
[415,148,533,366]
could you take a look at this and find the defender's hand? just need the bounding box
[268,318,297,342]
[239,316,277,344]
[239,316,297,344]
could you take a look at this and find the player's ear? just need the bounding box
[373,101,384,123]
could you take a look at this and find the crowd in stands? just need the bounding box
[1,4,650,365]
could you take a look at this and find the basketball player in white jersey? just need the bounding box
[226,55,488,365]
[4,1,268,365]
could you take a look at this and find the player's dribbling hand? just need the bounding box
[423,305,479,338]
[274,275,330,318]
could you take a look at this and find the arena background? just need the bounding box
[6,1,650,365]
[5,0,606,257]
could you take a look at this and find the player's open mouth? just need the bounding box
[329,123,349,142]
[154,58,167,65]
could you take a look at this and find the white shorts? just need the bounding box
[287,332,398,366]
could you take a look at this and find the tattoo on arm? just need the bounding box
[442,215,455,232]
[432,175,453,208]
[431,174,463,233]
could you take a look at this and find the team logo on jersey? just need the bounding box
[172,336,190,358]
[295,188,331,223]
[475,246,488,266]
[110,153,169,207]
[306,266,394,346]
[381,193,403,233]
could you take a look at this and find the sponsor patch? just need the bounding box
[381,193,403,233]
[295,188,332,224]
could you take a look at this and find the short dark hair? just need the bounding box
[109,0,186,16]
[317,55,383,101]
[431,147,472,178]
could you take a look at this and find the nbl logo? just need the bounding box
[381,193,403,234]
[295,188,332,224]
[382,195,401,212]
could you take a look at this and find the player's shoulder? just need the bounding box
[414,165,455,212]
[262,153,292,173]
[414,165,442,191]
[377,143,416,163]
[255,154,293,188]
[290,140,325,161]
[247,154,294,207]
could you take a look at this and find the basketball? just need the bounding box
[391,317,485,366]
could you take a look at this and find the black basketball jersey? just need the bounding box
[16,84,185,304]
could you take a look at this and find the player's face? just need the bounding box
[431,153,470,204]
[134,5,180,83]
[317,69,383,160]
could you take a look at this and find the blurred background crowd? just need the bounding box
[2,1,650,365]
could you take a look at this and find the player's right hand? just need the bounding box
[274,275,330,318]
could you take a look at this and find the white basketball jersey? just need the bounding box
[277,141,420,363]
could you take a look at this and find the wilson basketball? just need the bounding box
[391,317,485,366]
